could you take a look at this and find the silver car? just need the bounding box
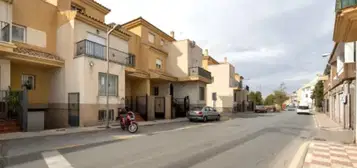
[187,106,220,122]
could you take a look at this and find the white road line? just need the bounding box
[313,115,319,128]
[42,150,74,168]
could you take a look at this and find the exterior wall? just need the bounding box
[0,59,11,90]
[206,64,233,112]
[188,41,203,68]
[140,26,169,53]
[167,40,188,77]
[12,0,58,53]
[173,81,206,107]
[151,82,169,97]
[74,20,128,52]
[11,62,51,107]
[147,48,167,72]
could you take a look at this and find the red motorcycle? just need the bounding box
[117,108,139,133]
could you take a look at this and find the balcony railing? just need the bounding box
[189,67,212,80]
[0,21,10,42]
[336,0,357,12]
[76,40,129,65]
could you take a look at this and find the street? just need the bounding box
[5,111,316,168]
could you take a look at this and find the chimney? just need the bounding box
[224,57,227,63]
[204,49,209,56]
[170,31,175,38]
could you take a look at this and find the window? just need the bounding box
[12,24,26,42]
[305,94,308,98]
[156,59,162,69]
[153,87,159,96]
[212,92,217,101]
[98,72,118,96]
[160,39,165,46]
[98,109,114,121]
[148,33,155,43]
[21,74,35,90]
[199,87,205,101]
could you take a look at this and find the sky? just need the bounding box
[97,0,335,97]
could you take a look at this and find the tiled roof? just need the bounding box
[13,47,63,61]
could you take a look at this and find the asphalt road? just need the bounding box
[4,111,317,168]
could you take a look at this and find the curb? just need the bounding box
[0,119,189,141]
[289,141,310,168]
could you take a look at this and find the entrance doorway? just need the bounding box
[68,93,80,127]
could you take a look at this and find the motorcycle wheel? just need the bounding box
[128,123,138,133]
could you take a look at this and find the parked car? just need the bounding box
[187,106,220,122]
[297,105,312,115]
[255,105,267,113]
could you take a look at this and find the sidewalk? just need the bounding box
[0,118,188,141]
[313,112,354,144]
[295,112,356,168]
[303,141,357,168]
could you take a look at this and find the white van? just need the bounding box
[297,104,312,115]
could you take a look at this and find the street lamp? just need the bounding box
[322,53,330,57]
[105,24,121,129]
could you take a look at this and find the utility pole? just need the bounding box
[105,24,121,129]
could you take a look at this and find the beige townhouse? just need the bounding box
[0,0,131,132]
[202,50,247,112]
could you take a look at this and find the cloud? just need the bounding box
[97,0,336,96]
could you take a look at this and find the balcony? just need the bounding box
[76,40,129,65]
[335,0,357,12]
[341,62,356,79]
[334,0,357,42]
[189,67,212,80]
[0,21,10,42]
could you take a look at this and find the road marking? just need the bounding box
[313,115,319,128]
[112,134,145,140]
[151,123,214,134]
[288,141,310,168]
[42,150,73,168]
[54,144,82,150]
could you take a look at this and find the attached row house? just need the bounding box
[321,0,357,139]
[0,0,247,133]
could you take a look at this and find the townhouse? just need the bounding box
[322,42,356,129]
[319,0,357,134]
[202,50,249,112]
[0,0,131,131]
[122,17,212,121]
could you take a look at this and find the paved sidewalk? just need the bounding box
[313,112,354,144]
[314,112,344,131]
[0,118,188,141]
[303,141,357,168]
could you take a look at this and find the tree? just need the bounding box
[264,94,275,105]
[273,82,289,108]
[255,91,263,105]
[248,91,263,105]
[311,80,324,108]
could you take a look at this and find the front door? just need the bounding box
[68,93,80,127]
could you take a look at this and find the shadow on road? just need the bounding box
[234,112,278,118]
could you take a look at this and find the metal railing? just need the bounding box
[0,21,10,42]
[336,0,357,12]
[76,40,129,65]
[189,67,212,80]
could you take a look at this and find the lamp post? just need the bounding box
[105,24,121,129]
